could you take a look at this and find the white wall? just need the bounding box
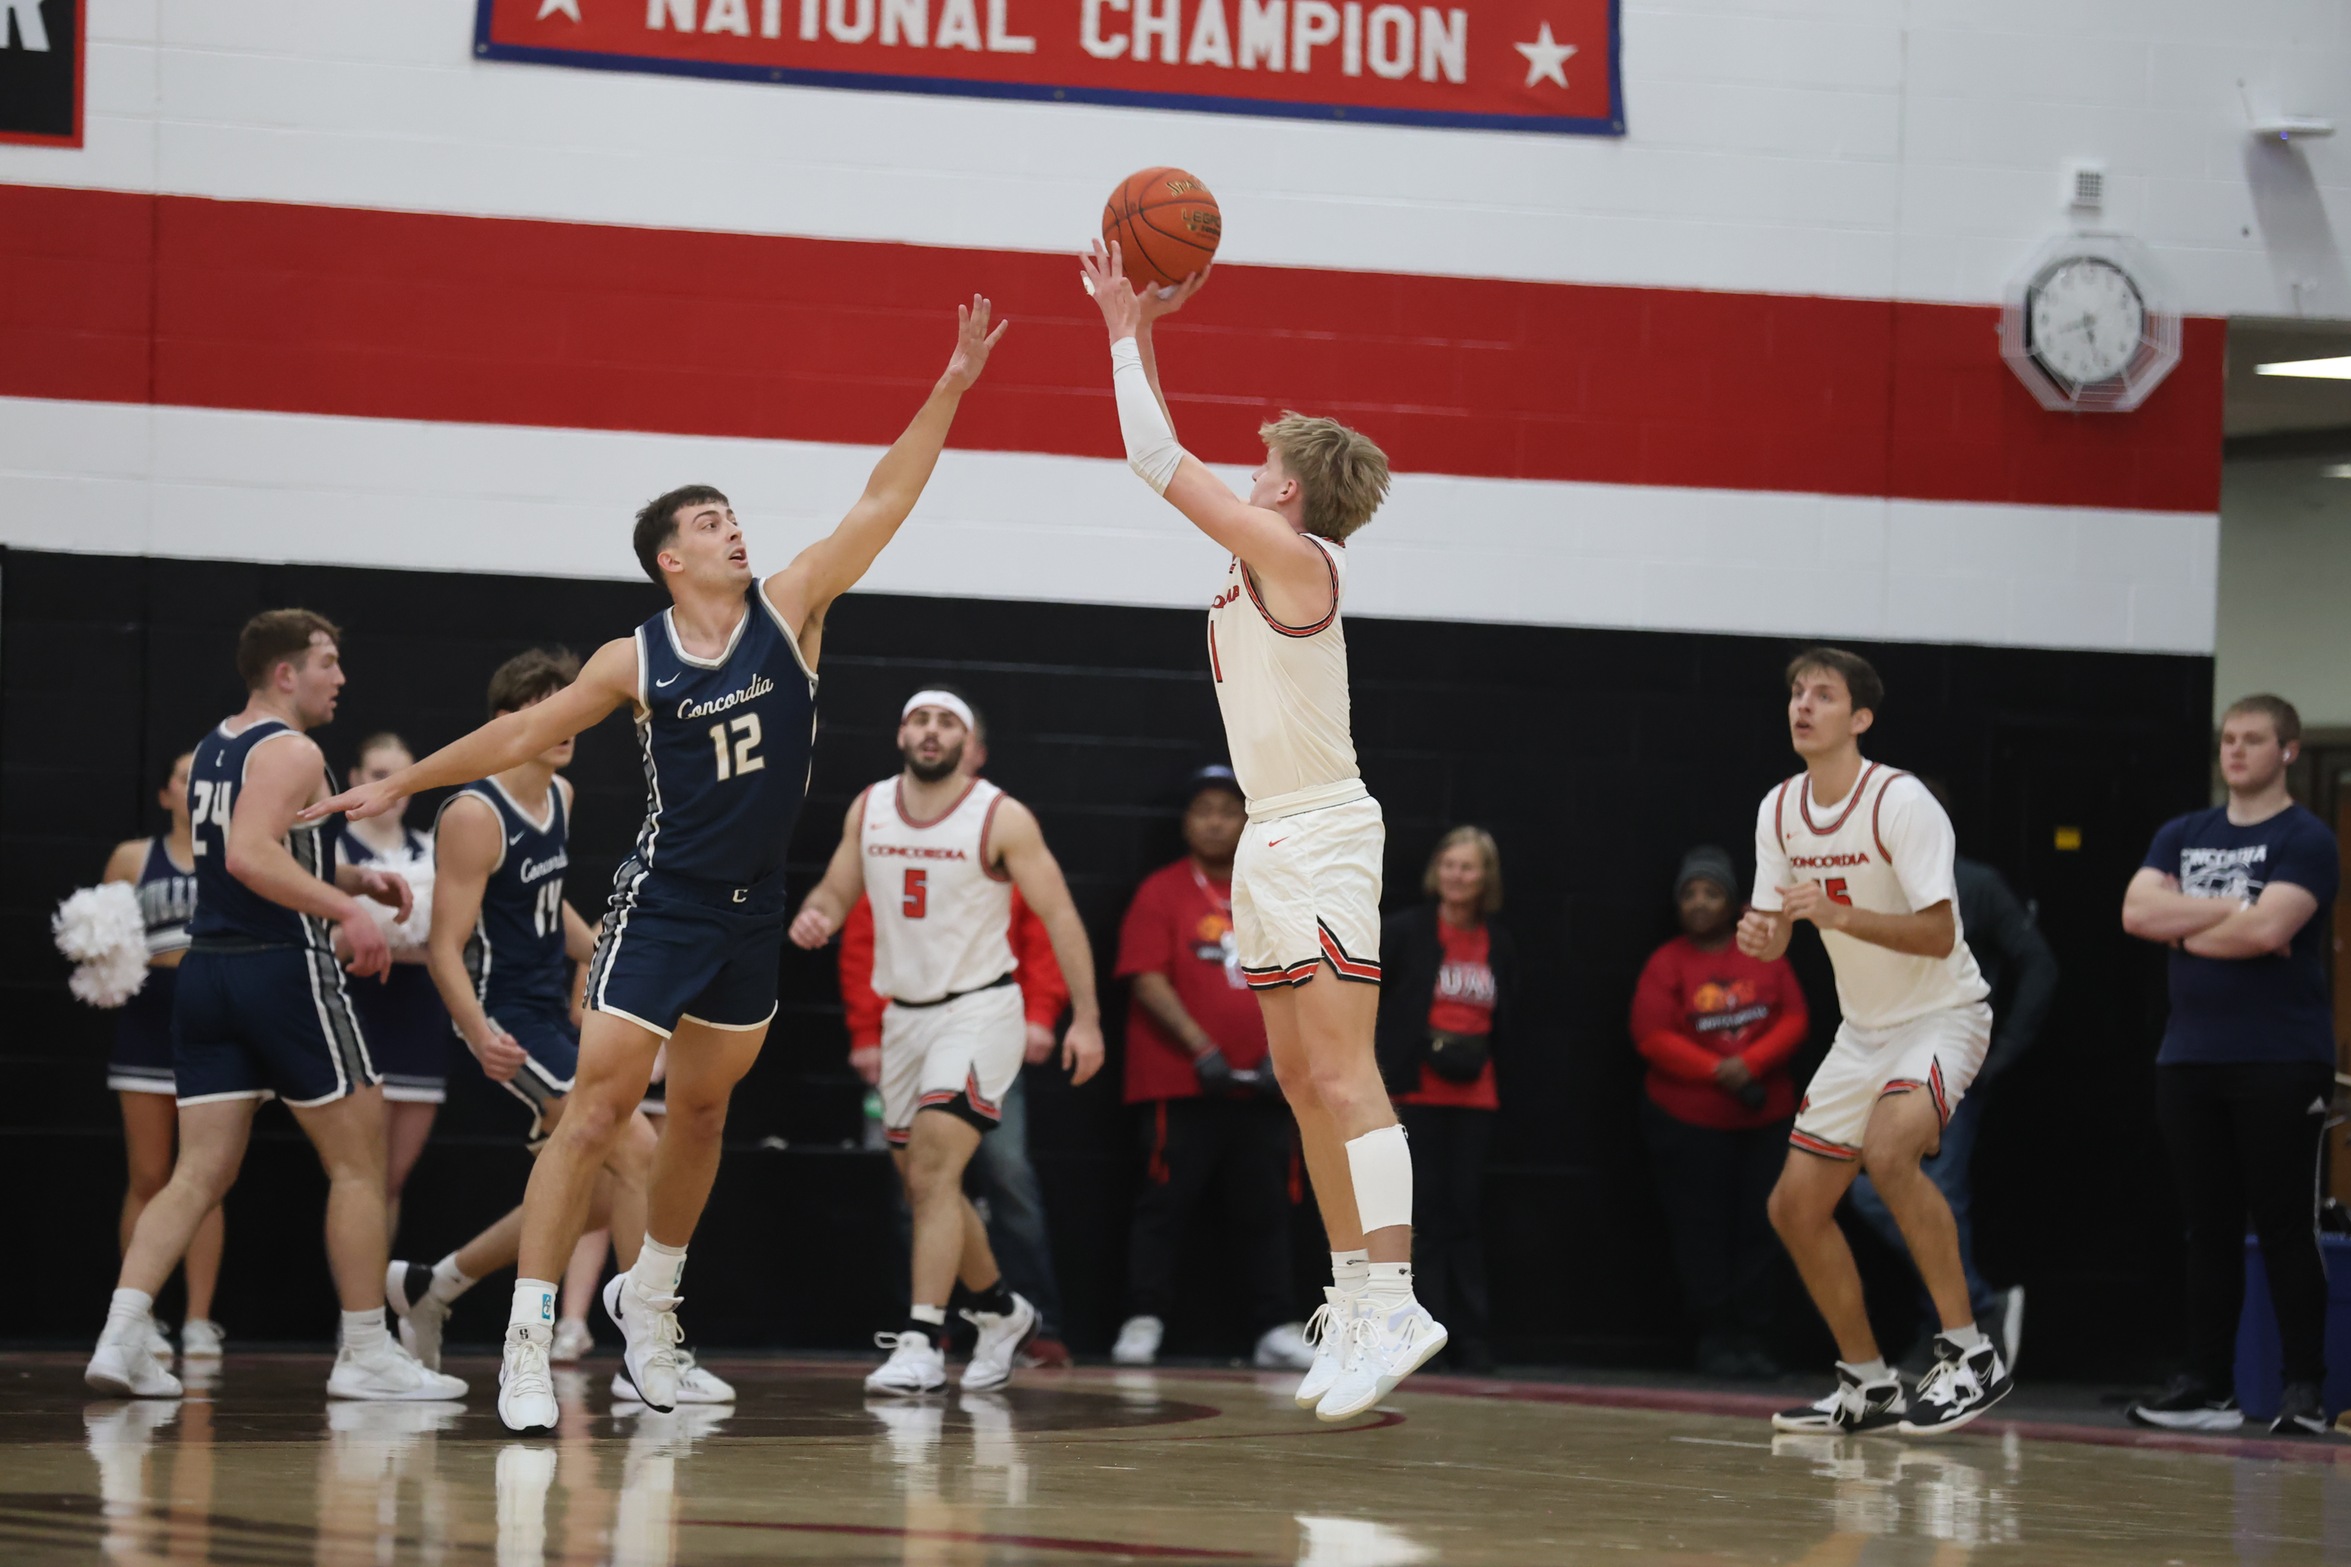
[2215,457,2351,723]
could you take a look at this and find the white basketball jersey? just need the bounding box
[862,776,1016,1005]
[1752,761,1989,1030]
[1207,535,1368,819]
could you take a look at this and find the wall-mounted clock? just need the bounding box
[1999,234,2181,412]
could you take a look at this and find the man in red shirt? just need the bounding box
[833,716,1074,1366]
[1629,844,1810,1379]
[1110,767,1311,1370]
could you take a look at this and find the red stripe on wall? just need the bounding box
[0,184,2223,512]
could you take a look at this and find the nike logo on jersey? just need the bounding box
[509,830,526,845]
[655,673,681,688]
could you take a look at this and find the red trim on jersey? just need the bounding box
[1789,1130,1860,1162]
[1928,1059,1950,1127]
[1870,769,1910,862]
[1315,920,1383,983]
[1206,619,1224,683]
[1240,539,1341,638]
[964,1067,1002,1119]
[1799,761,1880,837]
[977,793,1011,883]
[893,776,980,830]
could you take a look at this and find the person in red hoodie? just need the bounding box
[1630,845,1809,1379]
[833,717,1075,1367]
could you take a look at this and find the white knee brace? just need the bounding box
[1345,1123,1413,1233]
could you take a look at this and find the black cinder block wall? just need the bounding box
[0,549,2210,1376]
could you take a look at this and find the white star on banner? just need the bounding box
[1514,23,1577,90]
[538,0,582,20]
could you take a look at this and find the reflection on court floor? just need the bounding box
[5,1355,2349,1564]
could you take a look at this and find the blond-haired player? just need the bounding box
[1079,241,1439,1422]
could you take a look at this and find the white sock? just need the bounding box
[510,1278,558,1332]
[911,1304,947,1327]
[1838,1357,1891,1383]
[1942,1323,1986,1352]
[629,1236,688,1299]
[1364,1261,1414,1306]
[106,1287,155,1338]
[428,1254,475,1305]
[1331,1249,1370,1295]
[340,1309,388,1353]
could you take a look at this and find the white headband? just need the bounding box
[901,690,975,730]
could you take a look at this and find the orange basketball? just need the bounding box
[1102,167,1221,292]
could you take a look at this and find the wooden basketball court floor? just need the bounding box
[4,1353,2347,1565]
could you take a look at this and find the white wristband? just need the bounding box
[1110,337,1185,495]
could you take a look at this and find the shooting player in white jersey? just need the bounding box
[789,688,1104,1395]
[1736,647,2011,1436]
[1079,242,1441,1423]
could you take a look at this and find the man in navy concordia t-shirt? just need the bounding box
[2121,694,2340,1437]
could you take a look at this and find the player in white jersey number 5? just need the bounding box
[790,689,1104,1395]
[1737,648,2010,1437]
[1080,241,1443,1423]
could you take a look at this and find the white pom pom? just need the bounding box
[53,883,148,964]
[70,945,150,1009]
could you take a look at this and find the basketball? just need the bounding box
[1102,167,1222,291]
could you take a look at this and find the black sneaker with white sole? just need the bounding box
[1897,1335,2011,1436]
[1771,1363,1906,1434]
[2125,1373,2244,1432]
[2271,1380,2331,1437]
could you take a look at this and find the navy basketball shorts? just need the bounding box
[488,1005,579,1148]
[172,945,378,1108]
[584,864,786,1039]
[107,966,179,1096]
[350,962,452,1105]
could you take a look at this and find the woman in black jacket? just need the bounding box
[1377,826,1518,1373]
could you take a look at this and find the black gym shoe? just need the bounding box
[1897,1335,2011,1436]
[1771,1363,1905,1433]
[2271,1381,2331,1437]
[2125,1373,2244,1432]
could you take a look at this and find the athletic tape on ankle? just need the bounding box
[1345,1124,1414,1234]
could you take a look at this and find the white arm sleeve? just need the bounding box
[1110,337,1185,495]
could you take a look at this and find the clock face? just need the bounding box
[2027,257,2146,387]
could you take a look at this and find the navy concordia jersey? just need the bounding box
[443,777,572,1017]
[630,582,818,885]
[186,719,341,950]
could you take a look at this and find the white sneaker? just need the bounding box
[614,1348,735,1405]
[960,1293,1038,1391]
[1254,1321,1315,1371]
[145,1324,174,1365]
[1111,1314,1164,1367]
[1292,1291,1353,1410]
[865,1330,948,1395]
[1772,1364,1906,1433]
[179,1319,225,1360]
[385,1261,452,1372]
[495,1443,558,1567]
[86,1326,183,1399]
[1314,1297,1447,1423]
[498,1323,560,1433]
[550,1319,594,1364]
[603,1274,683,1413]
[328,1337,469,1401]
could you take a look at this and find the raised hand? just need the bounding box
[1138,264,1210,323]
[941,294,1010,391]
[1079,239,1145,340]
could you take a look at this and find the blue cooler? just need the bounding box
[2233,1233,2351,1421]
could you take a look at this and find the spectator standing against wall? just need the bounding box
[1377,827,1519,1374]
[835,704,1074,1367]
[1847,780,2055,1376]
[1112,766,1313,1371]
[2122,694,2340,1438]
[1629,846,1809,1379]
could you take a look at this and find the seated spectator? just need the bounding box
[1629,846,1808,1379]
[1377,826,1519,1375]
[1112,767,1311,1370]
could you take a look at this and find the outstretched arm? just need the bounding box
[988,798,1103,1086]
[306,637,637,824]
[765,298,1009,656]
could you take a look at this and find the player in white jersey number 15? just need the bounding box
[1080,241,1445,1424]
[1735,647,2009,1437]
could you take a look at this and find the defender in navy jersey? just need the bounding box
[387,650,682,1393]
[87,611,464,1406]
[311,296,1010,1432]
[97,750,226,1363]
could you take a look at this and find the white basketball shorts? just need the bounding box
[879,978,1025,1147]
[1790,1000,1992,1161]
[1232,794,1385,989]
